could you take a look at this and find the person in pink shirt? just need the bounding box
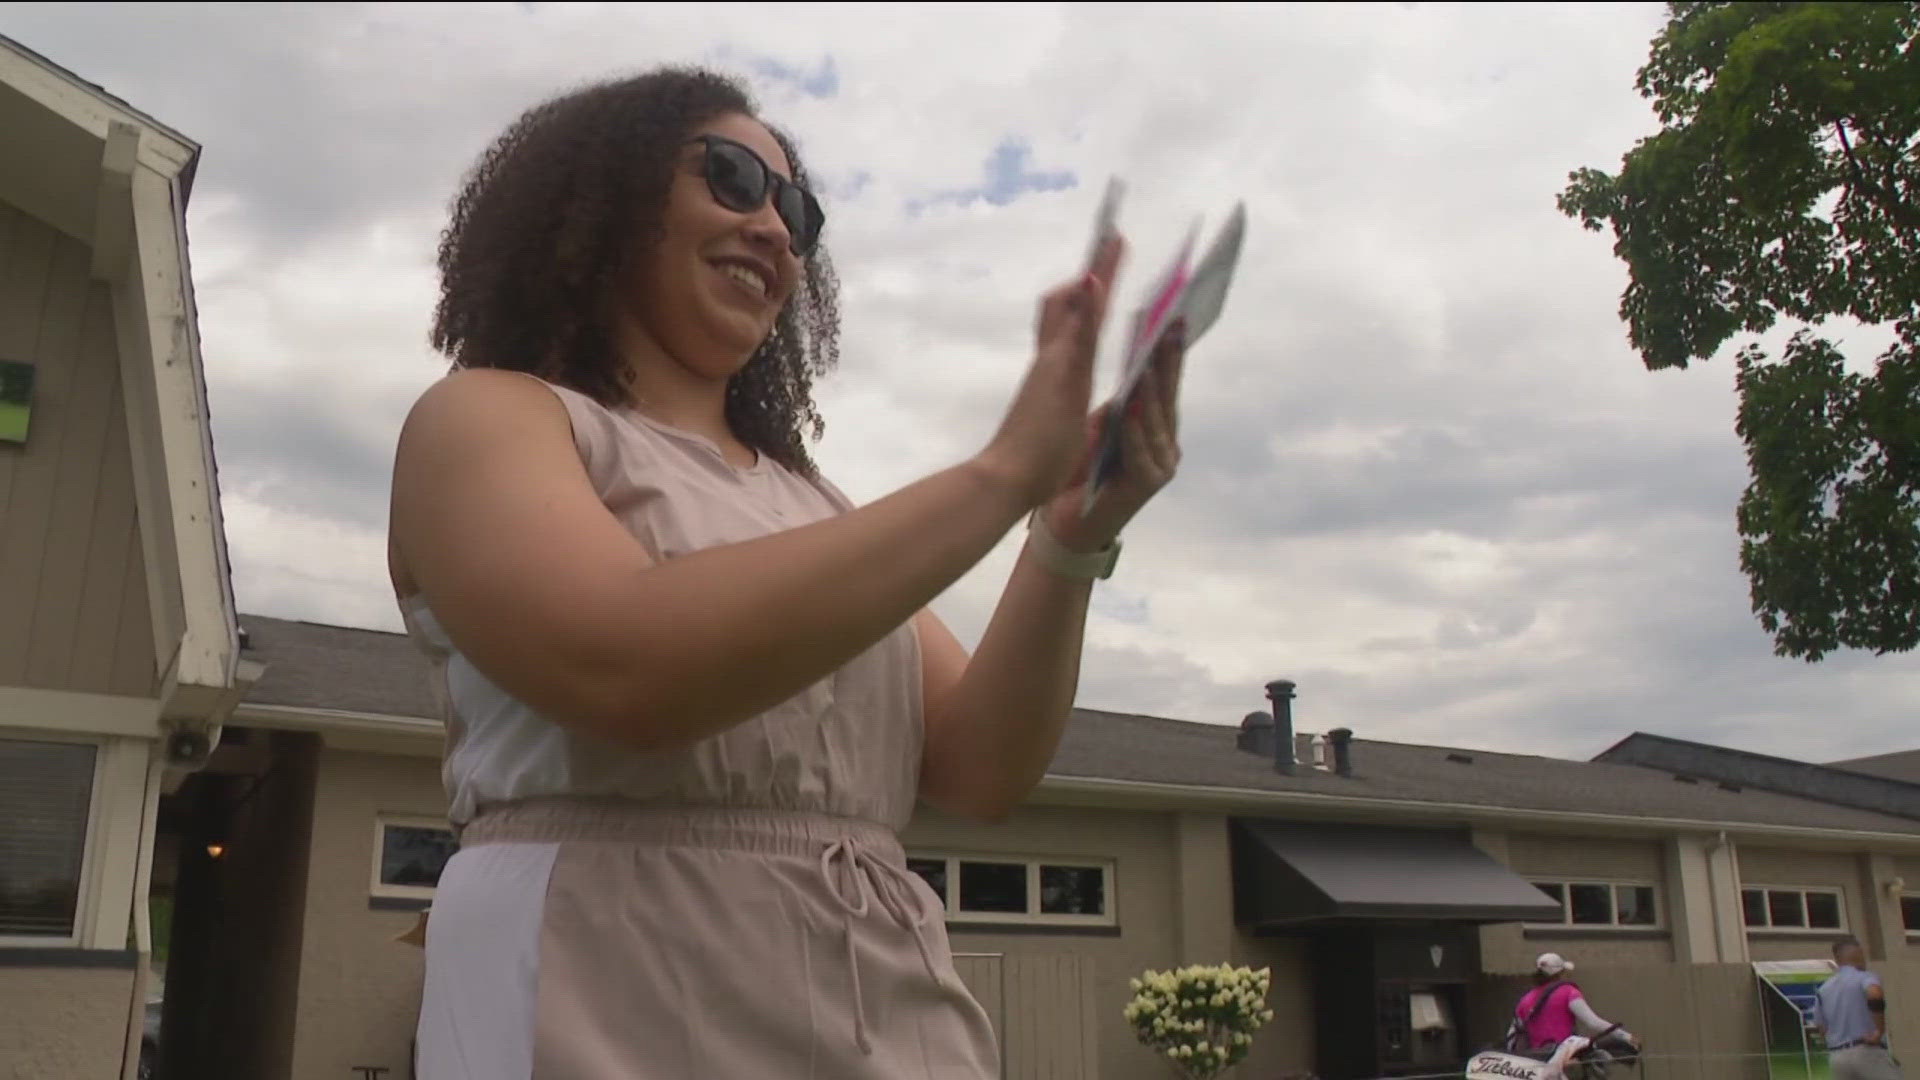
[1507,953,1640,1055]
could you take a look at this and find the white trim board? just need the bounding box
[0,687,161,738]
[234,703,442,736]
[0,36,195,175]
[113,162,237,708]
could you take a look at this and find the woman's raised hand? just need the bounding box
[978,236,1126,507]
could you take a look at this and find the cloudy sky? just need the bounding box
[10,2,1916,762]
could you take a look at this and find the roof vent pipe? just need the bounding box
[1328,727,1354,777]
[1236,711,1275,757]
[1266,680,1297,776]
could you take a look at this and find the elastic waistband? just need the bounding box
[459,798,902,860]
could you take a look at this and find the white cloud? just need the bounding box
[10,0,1918,762]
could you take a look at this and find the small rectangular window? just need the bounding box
[1901,895,1920,934]
[1568,883,1613,925]
[0,738,97,939]
[1525,879,1658,929]
[1616,885,1658,927]
[1744,887,1848,931]
[1039,865,1105,916]
[906,853,1115,926]
[1805,891,1843,930]
[906,858,948,905]
[371,818,458,899]
[957,861,1027,914]
[1767,889,1806,928]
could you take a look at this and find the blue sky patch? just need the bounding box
[816,169,872,203]
[910,137,1078,213]
[721,50,839,99]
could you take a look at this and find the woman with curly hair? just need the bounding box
[389,66,1185,1078]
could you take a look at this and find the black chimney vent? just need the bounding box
[1327,727,1354,777]
[1236,711,1275,757]
[1265,680,1297,775]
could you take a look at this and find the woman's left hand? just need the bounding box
[1039,323,1187,553]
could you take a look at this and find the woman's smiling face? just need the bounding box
[626,112,805,382]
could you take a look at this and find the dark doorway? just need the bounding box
[151,728,319,1080]
[1305,924,1479,1080]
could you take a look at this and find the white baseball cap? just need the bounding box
[1535,952,1575,976]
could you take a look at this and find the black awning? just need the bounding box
[1230,820,1564,928]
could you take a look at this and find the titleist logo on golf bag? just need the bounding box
[1469,1053,1544,1080]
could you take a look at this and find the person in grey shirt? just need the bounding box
[1815,938,1902,1080]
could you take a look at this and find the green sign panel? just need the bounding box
[1755,960,1837,1080]
[0,360,31,444]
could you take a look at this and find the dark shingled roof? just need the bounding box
[1052,710,1920,834]
[237,615,1920,835]
[242,615,437,719]
[1831,750,1920,785]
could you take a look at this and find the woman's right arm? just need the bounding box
[1568,996,1633,1045]
[391,248,1119,751]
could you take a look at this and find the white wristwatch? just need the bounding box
[1026,509,1122,580]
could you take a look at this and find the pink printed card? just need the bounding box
[1081,185,1247,515]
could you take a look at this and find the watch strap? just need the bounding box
[1026,509,1121,580]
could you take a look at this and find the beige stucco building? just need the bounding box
[0,32,259,1080]
[187,618,1920,1080]
[10,29,1920,1080]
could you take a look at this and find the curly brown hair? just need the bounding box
[429,67,839,475]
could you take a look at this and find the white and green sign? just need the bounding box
[1754,960,1837,1080]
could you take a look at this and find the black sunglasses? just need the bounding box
[687,135,825,257]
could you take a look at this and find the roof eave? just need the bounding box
[0,32,200,167]
[1031,773,1920,850]
[225,702,1920,846]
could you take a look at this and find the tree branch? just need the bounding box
[1833,118,1920,239]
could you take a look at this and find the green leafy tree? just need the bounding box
[1559,2,1919,660]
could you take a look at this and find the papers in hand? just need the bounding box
[1082,191,1247,516]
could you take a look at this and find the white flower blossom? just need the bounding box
[1123,962,1272,1080]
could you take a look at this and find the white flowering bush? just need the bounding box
[1123,964,1274,1079]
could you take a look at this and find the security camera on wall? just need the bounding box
[165,728,213,768]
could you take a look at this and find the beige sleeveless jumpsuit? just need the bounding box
[403,375,1001,1079]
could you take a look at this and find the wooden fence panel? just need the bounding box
[954,952,1007,1076]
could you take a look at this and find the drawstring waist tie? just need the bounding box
[819,834,944,1054]
[462,799,943,1056]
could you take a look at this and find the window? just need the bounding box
[1901,895,1920,937]
[0,737,100,942]
[1569,884,1613,925]
[959,861,1026,913]
[1527,881,1660,928]
[907,854,1114,926]
[1615,884,1658,926]
[370,818,458,900]
[1741,887,1845,932]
